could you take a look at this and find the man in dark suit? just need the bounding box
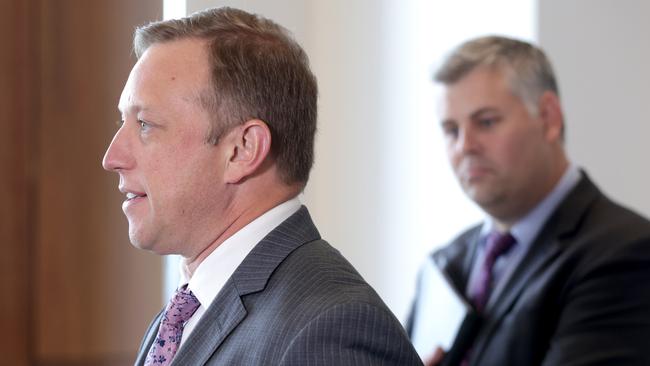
[102,7,421,366]
[407,35,650,365]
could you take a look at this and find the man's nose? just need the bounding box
[455,127,480,155]
[102,126,132,172]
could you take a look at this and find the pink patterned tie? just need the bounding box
[471,231,516,312]
[144,286,200,366]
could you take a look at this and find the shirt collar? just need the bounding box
[178,197,301,308]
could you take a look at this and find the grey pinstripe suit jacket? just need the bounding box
[135,206,422,365]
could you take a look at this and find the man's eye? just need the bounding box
[138,120,150,130]
[442,123,459,139]
[478,117,498,128]
[446,127,459,139]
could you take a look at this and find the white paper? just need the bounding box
[410,257,471,358]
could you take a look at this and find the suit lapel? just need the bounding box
[170,283,247,365]
[470,173,600,362]
[434,225,483,296]
[169,206,321,365]
[134,310,164,365]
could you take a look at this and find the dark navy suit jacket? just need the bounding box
[409,173,650,365]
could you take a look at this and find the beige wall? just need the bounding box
[538,0,650,218]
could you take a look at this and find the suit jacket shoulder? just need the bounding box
[137,206,422,366]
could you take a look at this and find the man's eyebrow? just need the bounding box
[469,106,498,119]
[117,104,147,115]
[440,118,455,126]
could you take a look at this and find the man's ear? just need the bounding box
[224,119,272,184]
[538,91,564,143]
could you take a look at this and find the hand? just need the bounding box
[423,346,445,366]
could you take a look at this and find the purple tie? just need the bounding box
[471,231,516,312]
[460,232,516,366]
[144,286,200,366]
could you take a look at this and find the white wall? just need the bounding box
[538,0,650,217]
[150,1,650,353]
[184,0,535,320]
[185,0,390,306]
[188,0,397,312]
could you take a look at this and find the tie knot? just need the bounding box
[165,286,200,327]
[485,231,516,261]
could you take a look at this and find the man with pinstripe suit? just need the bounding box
[102,6,421,366]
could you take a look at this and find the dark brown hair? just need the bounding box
[134,7,318,185]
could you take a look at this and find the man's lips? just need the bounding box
[458,164,492,182]
[122,194,147,213]
[125,192,147,201]
[119,185,146,198]
[119,187,147,211]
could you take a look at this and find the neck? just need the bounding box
[183,182,301,276]
[493,156,569,230]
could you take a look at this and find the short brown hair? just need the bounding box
[134,7,318,185]
[434,35,559,117]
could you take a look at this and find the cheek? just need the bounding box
[496,140,522,165]
[168,152,223,198]
[496,129,541,170]
[446,144,459,166]
[142,152,195,210]
[151,155,187,187]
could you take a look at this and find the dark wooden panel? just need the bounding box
[0,1,40,365]
[33,0,163,364]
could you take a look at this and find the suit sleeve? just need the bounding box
[542,238,650,366]
[279,302,424,366]
[405,262,426,338]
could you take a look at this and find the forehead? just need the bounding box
[448,67,510,103]
[438,66,518,118]
[119,38,210,113]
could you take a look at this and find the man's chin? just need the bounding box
[465,187,498,208]
[128,230,158,252]
[129,235,181,256]
[128,236,153,251]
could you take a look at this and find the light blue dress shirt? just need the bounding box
[465,164,582,306]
